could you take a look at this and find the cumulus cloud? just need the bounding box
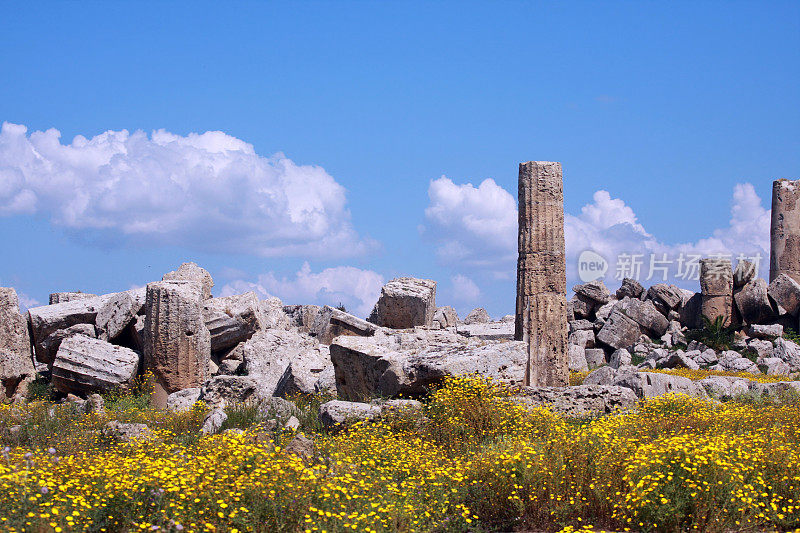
[0,122,376,257]
[424,177,770,290]
[449,274,481,304]
[16,292,40,311]
[219,262,384,317]
[422,176,517,271]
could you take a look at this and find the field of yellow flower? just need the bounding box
[2,375,800,532]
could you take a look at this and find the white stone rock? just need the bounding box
[368,277,436,329]
[52,335,140,394]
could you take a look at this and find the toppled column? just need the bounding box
[144,281,211,406]
[515,161,568,387]
[699,258,733,326]
[770,179,800,284]
[0,288,35,398]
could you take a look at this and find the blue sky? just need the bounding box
[1,1,798,317]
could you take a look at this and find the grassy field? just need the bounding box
[2,374,800,532]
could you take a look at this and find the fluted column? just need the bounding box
[515,161,568,387]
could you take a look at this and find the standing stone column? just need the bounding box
[699,258,733,327]
[0,287,35,399]
[144,281,211,407]
[515,161,568,387]
[770,179,800,284]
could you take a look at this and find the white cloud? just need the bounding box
[16,292,40,311]
[0,122,376,258]
[219,262,384,317]
[424,177,770,290]
[422,176,517,272]
[450,274,481,303]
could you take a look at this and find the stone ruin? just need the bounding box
[1,169,799,424]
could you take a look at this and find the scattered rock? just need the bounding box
[583,365,618,386]
[584,348,606,369]
[368,277,436,329]
[96,289,145,341]
[167,388,202,412]
[768,274,800,316]
[616,278,644,300]
[513,385,638,417]
[330,330,526,400]
[432,306,459,329]
[609,348,632,370]
[748,324,784,340]
[734,279,774,325]
[0,288,35,394]
[456,321,515,341]
[162,262,214,300]
[463,307,491,325]
[568,344,588,372]
[202,292,265,352]
[734,260,757,289]
[319,400,381,429]
[284,433,315,461]
[201,408,227,435]
[618,297,669,337]
[611,371,707,399]
[596,310,641,350]
[573,280,611,305]
[103,421,156,443]
[52,335,140,394]
[313,306,379,345]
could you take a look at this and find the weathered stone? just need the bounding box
[0,288,35,392]
[463,307,491,325]
[611,371,707,399]
[96,288,145,341]
[39,324,96,367]
[259,297,290,330]
[569,319,594,333]
[51,335,140,394]
[679,292,702,329]
[515,161,568,387]
[748,324,784,340]
[662,352,700,371]
[700,376,751,400]
[570,294,595,319]
[144,281,211,401]
[584,348,606,369]
[618,297,669,337]
[770,179,800,284]
[772,338,800,370]
[284,304,322,334]
[201,408,227,435]
[432,306,459,329]
[616,278,644,300]
[568,329,595,349]
[596,310,641,350]
[456,321,515,341]
[762,357,790,376]
[573,280,611,305]
[609,348,632,370]
[313,306,379,345]
[284,415,301,431]
[239,329,328,396]
[166,388,201,412]
[202,292,264,352]
[319,400,381,429]
[375,398,424,415]
[28,294,112,364]
[275,344,335,398]
[695,349,719,366]
[768,274,800,316]
[568,344,588,372]
[330,330,527,401]
[49,292,97,305]
[513,385,638,418]
[734,260,757,289]
[734,279,774,325]
[368,277,436,329]
[647,284,683,311]
[162,262,214,300]
[583,365,618,386]
[717,351,760,374]
[700,258,733,326]
[200,375,273,408]
[103,421,156,443]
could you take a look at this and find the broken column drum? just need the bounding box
[699,258,733,327]
[515,161,569,387]
[770,179,800,284]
